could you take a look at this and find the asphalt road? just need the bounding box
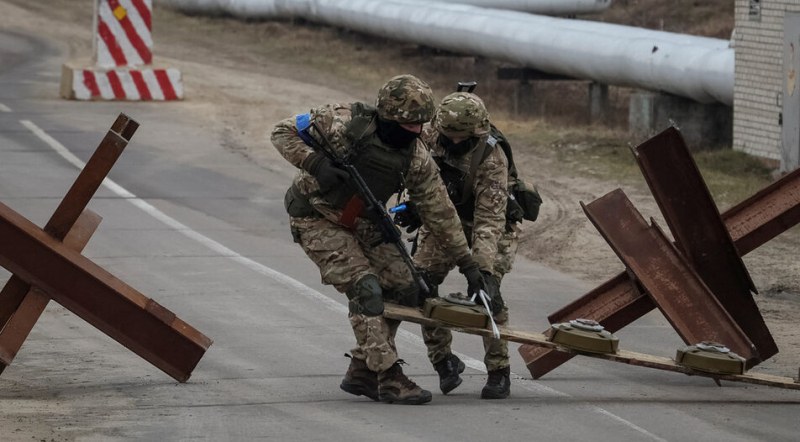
[0,29,798,442]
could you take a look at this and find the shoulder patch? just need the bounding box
[487,135,498,147]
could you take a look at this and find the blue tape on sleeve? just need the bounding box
[295,113,317,147]
[295,113,312,132]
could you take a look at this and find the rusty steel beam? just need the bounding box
[0,199,211,383]
[0,113,136,376]
[0,210,101,373]
[582,189,757,362]
[723,167,800,255]
[0,276,30,335]
[0,113,136,332]
[519,131,800,379]
[44,113,138,239]
[633,127,776,363]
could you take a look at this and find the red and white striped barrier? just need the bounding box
[61,0,183,101]
[96,0,153,68]
[62,66,183,100]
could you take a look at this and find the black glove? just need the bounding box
[419,269,441,300]
[482,271,504,315]
[458,257,486,300]
[303,152,348,189]
[393,201,422,233]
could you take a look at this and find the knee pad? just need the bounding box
[346,274,384,316]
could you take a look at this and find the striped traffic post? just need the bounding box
[60,0,184,101]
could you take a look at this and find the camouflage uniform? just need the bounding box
[271,76,475,380]
[414,92,520,382]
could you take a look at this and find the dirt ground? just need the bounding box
[2,0,799,377]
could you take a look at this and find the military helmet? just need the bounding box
[376,74,435,124]
[433,92,490,138]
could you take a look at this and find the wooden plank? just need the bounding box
[384,304,800,391]
[520,272,653,378]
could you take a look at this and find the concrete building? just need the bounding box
[735,0,800,171]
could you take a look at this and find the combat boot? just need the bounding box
[481,366,511,399]
[433,353,465,394]
[378,361,432,405]
[339,354,379,401]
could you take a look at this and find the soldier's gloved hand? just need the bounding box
[303,152,348,189]
[393,201,422,233]
[418,269,440,300]
[482,271,503,315]
[457,256,486,300]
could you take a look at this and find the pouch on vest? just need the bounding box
[423,297,489,328]
[284,184,319,218]
[508,177,542,222]
[515,179,543,222]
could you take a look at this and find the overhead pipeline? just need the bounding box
[157,0,733,105]
[429,0,612,15]
[157,0,613,17]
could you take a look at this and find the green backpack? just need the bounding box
[467,125,542,223]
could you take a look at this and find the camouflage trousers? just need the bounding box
[415,224,519,371]
[414,223,519,279]
[422,308,510,371]
[290,215,414,373]
[349,314,401,373]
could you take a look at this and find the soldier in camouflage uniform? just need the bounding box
[407,92,520,399]
[270,75,486,405]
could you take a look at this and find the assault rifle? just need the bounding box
[305,121,430,296]
[457,81,477,93]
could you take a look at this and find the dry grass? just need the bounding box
[584,0,735,38]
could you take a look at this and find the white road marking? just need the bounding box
[0,103,11,112]
[20,118,668,442]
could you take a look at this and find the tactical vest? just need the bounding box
[434,157,476,222]
[319,103,413,217]
[433,125,541,224]
[433,134,494,223]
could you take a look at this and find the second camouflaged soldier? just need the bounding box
[410,92,521,399]
[270,75,486,405]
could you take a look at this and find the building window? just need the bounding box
[749,0,761,22]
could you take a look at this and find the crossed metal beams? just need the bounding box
[0,210,101,370]
[519,127,800,379]
[582,190,755,361]
[0,114,211,382]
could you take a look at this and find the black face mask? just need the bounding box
[376,118,420,149]
[439,134,478,157]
